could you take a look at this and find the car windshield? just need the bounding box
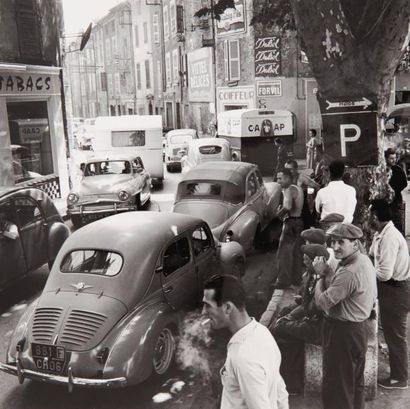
[170,134,193,144]
[60,250,123,276]
[84,161,132,176]
[177,181,245,204]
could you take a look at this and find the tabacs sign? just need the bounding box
[254,36,281,77]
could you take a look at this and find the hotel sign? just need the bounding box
[216,0,246,36]
[187,48,214,103]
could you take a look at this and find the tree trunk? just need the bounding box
[290,0,410,229]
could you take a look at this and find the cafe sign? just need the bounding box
[216,0,246,36]
[0,72,59,95]
[254,36,281,77]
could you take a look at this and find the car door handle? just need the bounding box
[164,286,173,294]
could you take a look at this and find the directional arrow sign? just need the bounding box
[326,97,372,111]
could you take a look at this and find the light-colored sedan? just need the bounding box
[67,155,151,227]
[181,137,232,174]
[173,161,282,253]
[0,212,245,390]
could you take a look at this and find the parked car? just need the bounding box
[164,129,198,172]
[0,212,245,390]
[0,187,70,289]
[173,161,282,253]
[181,137,232,174]
[67,155,151,228]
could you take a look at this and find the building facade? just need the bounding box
[0,0,69,197]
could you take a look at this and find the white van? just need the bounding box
[92,115,164,185]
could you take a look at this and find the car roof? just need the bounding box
[181,161,256,185]
[188,137,228,147]
[84,154,138,163]
[167,129,197,136]
[66,211,203,255]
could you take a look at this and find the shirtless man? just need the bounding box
[274,168,304,289]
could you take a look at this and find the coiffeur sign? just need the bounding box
[187,48,214,103]
[254,36,281,77]
[0,72,59,95]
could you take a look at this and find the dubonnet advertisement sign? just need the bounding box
[187,48,214,103]
[254,36,281,77]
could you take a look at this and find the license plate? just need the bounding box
[31,343,66,374]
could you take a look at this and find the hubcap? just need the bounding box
[153,328,175,375]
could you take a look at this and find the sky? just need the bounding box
[62,0,122,34]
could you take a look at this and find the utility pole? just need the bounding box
[210,0,218,119]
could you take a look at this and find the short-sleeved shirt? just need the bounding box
[221,319,289,409]
[315,251,377,322]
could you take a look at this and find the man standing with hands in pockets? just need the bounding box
[313,223,377,409]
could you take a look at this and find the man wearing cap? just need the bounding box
[313,223,377,409]
[273,243,330,394]
[369,199,410,390]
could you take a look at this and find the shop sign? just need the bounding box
[0,72,59,95]
[257,80,282,97]
[254,36,281,77]
[187,48,214,102]
[216,0,246,36]
[217,85,256,112]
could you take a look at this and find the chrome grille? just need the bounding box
[61,310,107,347]
[32,307,63,343]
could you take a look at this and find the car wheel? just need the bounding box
[232,257,246,277]
[166,164,172,173]
[71,215,82,229]
[135,194,141,210]
[153,327,175,375]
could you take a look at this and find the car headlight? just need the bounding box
[118,190,130,201]
[67,193,79,204]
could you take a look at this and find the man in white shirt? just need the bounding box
[369,199,410,390]
[202,275,289,409]
[315,160,357,223]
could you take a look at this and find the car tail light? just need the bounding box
[97,347,109,364]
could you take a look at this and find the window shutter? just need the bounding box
[153,14,159,44]
[229,40,240,80]
[223,40,229,81]
[15,0,42,60]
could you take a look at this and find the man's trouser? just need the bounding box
[277,217,304,286]
[322,317,367,409]
[378,278,410,382]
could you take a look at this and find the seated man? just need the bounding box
[122,161,131,174]
[273,244,330,394]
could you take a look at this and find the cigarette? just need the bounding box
[201,318,211,326]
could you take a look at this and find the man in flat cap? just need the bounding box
[273,244,330,394]
[313,223,377,409]
[319,212,345,231]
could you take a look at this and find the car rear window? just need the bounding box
[177,181,245,204]
[60,250,123,277]
[198,145,222,155]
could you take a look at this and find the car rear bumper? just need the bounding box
[0,362,127,390]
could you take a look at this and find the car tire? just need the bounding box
[71,215,82,229]
[152,327,176,376]
[166,164,172,173]
[135,194,142,210]
[232,257,246,277]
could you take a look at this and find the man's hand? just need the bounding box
[312,256,329,277]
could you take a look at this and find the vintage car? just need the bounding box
[67,155,151,227]
[173,161,282,253]
[164,129,198,172]
[0,212,245,390]
[0,187,70,288]
[181,137,232,174]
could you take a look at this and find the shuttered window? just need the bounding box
[224,40,240,81]
[153,14,159,44]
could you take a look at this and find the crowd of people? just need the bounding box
[200,144,410,409]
